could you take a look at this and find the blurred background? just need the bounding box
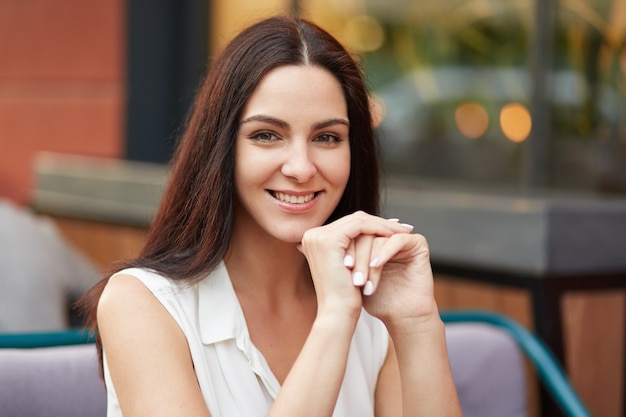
[0,1,625,417]
[2,0,626,203]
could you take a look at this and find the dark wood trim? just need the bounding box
[125,0,209,164]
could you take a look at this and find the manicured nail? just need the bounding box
[400,223,414,230]
[363,281,374,296]
[352,271,366,286]
[344,254,355,268]
[386,218,400,222]
[369,258,380,268]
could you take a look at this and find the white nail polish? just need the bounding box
[352,271,366,286]
[344,254,355,268]
[363,281,374,296]
[369,258,380,268]
[400,223,414,230]
[386,218,400,222]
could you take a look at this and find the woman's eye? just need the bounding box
[251,131,278,142]
[314,133,342,144]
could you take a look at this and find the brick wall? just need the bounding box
[0,0,126,205]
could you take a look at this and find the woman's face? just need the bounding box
[234,65,351,243]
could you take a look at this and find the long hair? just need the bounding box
[79,15,379,334]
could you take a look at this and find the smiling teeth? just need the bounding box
[275,192,315,204]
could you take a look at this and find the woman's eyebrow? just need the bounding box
[240,114,289,129]
[240,115,350,130]
[313,118,350,130]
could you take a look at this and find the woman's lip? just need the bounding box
[269,189,319,197]
[267,190,322,212]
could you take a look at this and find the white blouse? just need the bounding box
[103,262,389,417]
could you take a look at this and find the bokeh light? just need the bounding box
[370,94,386,128]
[455,102,489,139]
[343,15,384,52]
[500,103,532,143]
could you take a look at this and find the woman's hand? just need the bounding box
[299,212,461,417]
[298,211,413,322]
[360,233,439,329]
[301,210,439,332]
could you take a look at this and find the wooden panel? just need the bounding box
[434,275,533,326]
[50,216,148,271]
[562,290,625,417]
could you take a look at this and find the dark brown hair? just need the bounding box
[79,15,379,336]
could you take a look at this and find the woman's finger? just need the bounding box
[315,212,413,247]
[343,239,356,269]
[351,234,374,288]
[375,233,428,267]
[362,233,428,296]
[362,236,387,295]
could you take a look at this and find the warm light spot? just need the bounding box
[370,95,386,128]
[343,15,384,52]
[500,103,532,143]
[455,102,489,139]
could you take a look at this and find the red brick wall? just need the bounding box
[0,0,126,205]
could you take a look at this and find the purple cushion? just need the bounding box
[446,323,527,417]
[0,344,106,417]
[0,324,527,417]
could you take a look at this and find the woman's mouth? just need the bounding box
[269,191,318,204]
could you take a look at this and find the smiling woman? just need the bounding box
[78,15,462,417]
[234,65,351,243]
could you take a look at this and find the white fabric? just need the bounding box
[103,262,389,417]
[0,200,100,331]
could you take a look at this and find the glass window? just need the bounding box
[551,0,626,193]
[299,0,626,195]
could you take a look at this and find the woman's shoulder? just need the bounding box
[111,267,171,285]
[100,266,217,334]
[96,270,162,333]
[97,267,199,342]
[109,267,189,296]
[99,269,163,307]
[98,268,182,321]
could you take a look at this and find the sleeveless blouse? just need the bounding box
[103,262,389,417]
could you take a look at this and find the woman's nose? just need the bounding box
[280,143,317,183]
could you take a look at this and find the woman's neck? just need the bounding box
[224,221,312,306]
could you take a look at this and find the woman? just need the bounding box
[80,15,462,417]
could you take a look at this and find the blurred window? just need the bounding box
[299,0,626,194]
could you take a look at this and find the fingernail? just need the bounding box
[363,281,374,296]
[344,254,355,268]
[369,258,380,267]
[386,218,400,222]
[400,223,414,230]
[352,271,366,286]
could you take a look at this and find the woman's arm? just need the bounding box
[271,212,415,417]
[376,315,462,417]
[98,274,212,417]
[362,232,462,417]
[268,306,358,416]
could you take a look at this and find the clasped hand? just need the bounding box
[299,211,438,329]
